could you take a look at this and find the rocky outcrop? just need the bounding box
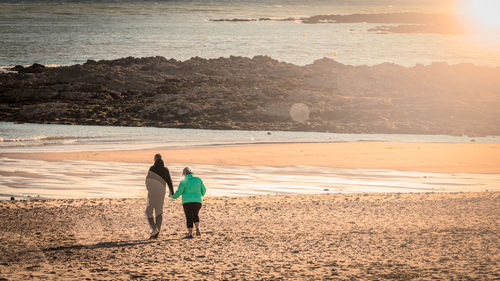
[300,13,457,25]
[1,56,499,136]
[211,13,464,34]
[10,63,46,74]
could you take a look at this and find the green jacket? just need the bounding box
[171,174,206,204]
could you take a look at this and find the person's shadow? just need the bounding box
[40,237,181,252]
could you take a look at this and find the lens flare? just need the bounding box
[456,0,500,45]
[289,103,309,123]
[458,0,500,31]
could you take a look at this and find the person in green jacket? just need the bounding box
[170,166,206,239]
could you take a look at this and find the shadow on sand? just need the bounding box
[40,237,180,252]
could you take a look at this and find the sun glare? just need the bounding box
[458,0,500,32]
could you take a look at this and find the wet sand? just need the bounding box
[3,142,500,173]
[1,192,499,280]
[2,158,500,200]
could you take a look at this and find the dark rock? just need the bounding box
[300,13,455,25]
[210,18,258,22]
[10,63,45,73]
[25,63,45,73]
[212,13,463,35]
[10,65,25,72]
[38,89,59,99]
[17,102,71,120]
[0,55,499,136]
[10,196,15,200]
[84,59,97,65]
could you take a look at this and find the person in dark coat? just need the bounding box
[145,153,174,239]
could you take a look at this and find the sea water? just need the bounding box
[1,122,499,200]
[1,0,499,69]
[1,122,498,152]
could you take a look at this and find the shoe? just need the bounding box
[149,229,159,239]
[185,233,193,239]
[195,228,201,236]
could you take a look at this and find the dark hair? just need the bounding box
[154,159,164,167]
[154,154,162,160]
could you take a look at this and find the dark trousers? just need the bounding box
[183,202,202,228]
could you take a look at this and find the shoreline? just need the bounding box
[2,142,500,173]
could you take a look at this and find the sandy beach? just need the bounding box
[3,142,500,173]
[2,0,500,279]
[1,192,499,280]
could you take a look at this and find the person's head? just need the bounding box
[182,166,193,176]
[154,154,164,167]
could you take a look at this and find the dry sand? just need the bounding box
[1,192,499,280]
[3,142,500,173]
